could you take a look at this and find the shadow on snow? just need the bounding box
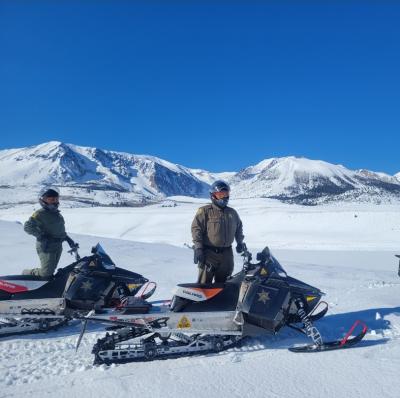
[240,306,400,351]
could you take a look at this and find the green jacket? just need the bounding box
[191,203,244,249]
[24,208,67,243]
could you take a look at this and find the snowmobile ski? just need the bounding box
[289,320,368,353]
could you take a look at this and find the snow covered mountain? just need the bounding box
[227,157,400,205]
[0,142,209,207]
[0,141,399,207]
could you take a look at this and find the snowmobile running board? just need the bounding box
[0,298,68,336]
[0,298,65,316]
[79,307,242,335]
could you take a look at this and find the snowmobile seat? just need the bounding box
[177,283,226,290]
[24,275,53,281]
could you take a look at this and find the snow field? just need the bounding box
[1,198,400,250]
[0,199,399,397]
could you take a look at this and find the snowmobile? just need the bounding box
[0,244,154,336]
[77,246,368,364]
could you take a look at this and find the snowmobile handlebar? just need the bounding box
[241,247,253,271]
[240,246,277,274]
[68,243,81,261]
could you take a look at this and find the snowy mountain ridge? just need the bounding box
[229,156,400,204]
[0,141,399,207]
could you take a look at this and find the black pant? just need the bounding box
[197,247,234,283]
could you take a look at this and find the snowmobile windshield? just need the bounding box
[93,244,115,270]
[268,255,287,277]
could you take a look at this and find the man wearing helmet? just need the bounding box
[191,180,245,283]
[23,188,77,277]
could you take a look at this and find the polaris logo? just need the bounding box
[182,289,203,299]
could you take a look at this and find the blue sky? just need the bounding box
[1,1,400,173]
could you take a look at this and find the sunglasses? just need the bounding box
[213,191,229,199]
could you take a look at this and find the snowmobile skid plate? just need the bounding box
[289,320,368,353]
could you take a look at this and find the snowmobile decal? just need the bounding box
[191,287,223,299]
[127,284,141,291]
[0,280,29,293]
[257,290,271,304]
[177,315,192,329]
[175,286,223,301]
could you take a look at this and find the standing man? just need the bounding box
[191,180,245,283]
[23,188,77,277]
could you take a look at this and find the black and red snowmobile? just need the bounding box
[77,246,368,364]
[0,244,154,336]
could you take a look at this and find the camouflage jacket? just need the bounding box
[191,203,244,249]
[24,208,67,241]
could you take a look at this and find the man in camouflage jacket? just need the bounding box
[191,180,245,283]
[23,188,77,277]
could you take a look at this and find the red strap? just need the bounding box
[340,320,368,347]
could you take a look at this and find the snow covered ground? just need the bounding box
[1,197,400,250]
[0,200,399,398]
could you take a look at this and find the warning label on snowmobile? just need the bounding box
[177,315,191,329]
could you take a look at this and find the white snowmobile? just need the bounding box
[0,244,154,336]
[77,246,368,364]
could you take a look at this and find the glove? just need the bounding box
[65,236,79,249]
[236,242,247,254]
[193,248,205,264]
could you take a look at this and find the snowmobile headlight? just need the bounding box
[128,283,141,292]
[306,296,317,302]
